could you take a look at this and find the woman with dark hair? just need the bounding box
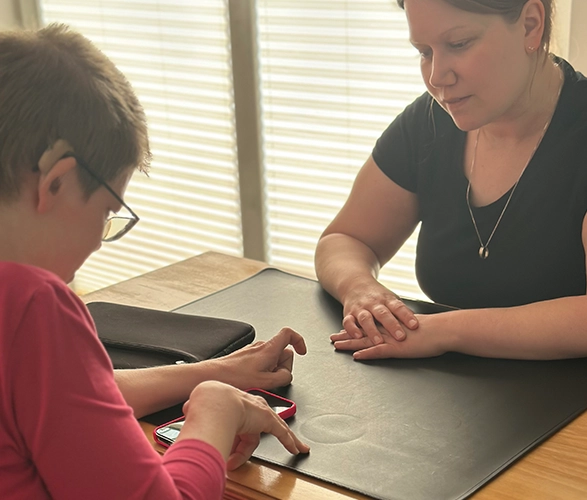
[315,0,587,360]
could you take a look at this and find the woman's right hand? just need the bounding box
[341,278,418,345]
[178,380,310,470]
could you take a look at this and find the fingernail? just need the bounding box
[354,331,362,339]
[396,330,406,340]
[373,335,381,344]
[409,319,418,328]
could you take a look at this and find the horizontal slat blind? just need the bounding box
[39,0,429,299]
[41,0,242,294]
[257,0,428,299]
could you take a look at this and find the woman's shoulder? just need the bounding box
[557,57,587,112]
[0,262,65,293]
[0,262,96,361]
[0,262,76,319]
[557,57,587,85]
[376,91,458,155]
[373,91,460,192]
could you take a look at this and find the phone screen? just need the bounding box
[154,419,184,446]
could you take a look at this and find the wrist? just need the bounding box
[178,382,242,459]
[195,357,229,383]
[418,313,459,355]
[425,311,460,354]
[338,273,380,306]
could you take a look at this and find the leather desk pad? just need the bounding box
[176,268,587,500]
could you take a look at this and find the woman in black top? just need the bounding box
[315,0,587,360]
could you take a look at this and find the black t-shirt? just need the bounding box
[372,58,587,309]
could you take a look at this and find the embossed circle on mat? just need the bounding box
[300,414,365,444]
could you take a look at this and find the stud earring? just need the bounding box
[528,46,536,52]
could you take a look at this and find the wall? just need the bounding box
[569,0,587,72]
[0,0,19,29]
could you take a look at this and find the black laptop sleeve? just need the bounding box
[87,301,256,369]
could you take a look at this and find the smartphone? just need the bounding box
[153,416,185,448]
[245,388,296,420]
[153,389,296,448]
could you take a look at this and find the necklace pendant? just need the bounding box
[479,246,489,259]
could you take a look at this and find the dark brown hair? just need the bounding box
[396,0,554,53]
[0,23,151,201]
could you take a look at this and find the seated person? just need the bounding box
[315,0,587,360]
[0,24,308,499]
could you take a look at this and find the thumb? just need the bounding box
[226,434,260,470]
[263,367,293,388]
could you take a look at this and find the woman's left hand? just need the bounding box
[330,315,448,360]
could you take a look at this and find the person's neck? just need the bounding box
[0,195,39,265]
[480,56,563,145]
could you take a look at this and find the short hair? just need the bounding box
[396,0,554,54]
[0,23,150,202]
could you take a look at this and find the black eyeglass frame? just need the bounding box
[66,154,140,242]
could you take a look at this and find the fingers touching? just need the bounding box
[225,390,310,470]
[182,382,309,471]
[268,327,307,355]
[344,296,418,345]
[256,327,306,387]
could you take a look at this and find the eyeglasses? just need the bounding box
[69,155,140,242]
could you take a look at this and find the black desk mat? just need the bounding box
[175,268,587,500]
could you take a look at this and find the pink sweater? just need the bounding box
[0,262,225,499]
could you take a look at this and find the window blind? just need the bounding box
[40,0,242,295]
[257,0,428,299]
[38,0,428,299]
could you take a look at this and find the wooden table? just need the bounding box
[82,251,587,499]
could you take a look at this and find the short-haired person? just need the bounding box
[0,24,308,499]
[315,0,587,360]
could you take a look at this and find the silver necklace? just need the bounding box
[465,74,563,260]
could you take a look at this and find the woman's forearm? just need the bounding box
[315,233,382,303]
[432,295,587,360]
[114,362,217,419]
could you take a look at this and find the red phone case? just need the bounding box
[153,416,185,448]
[153,389,296,448]
[245,388,297,419]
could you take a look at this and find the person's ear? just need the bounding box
[37,156,78,214]
[522,0,546,54]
